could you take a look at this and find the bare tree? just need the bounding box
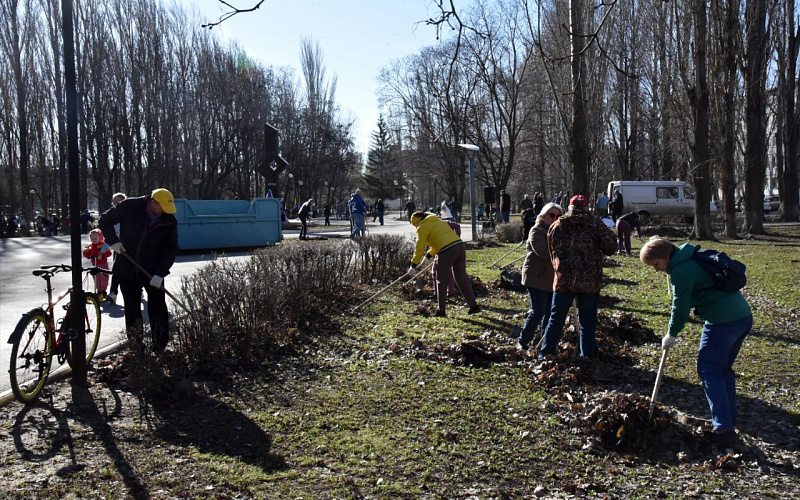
[775,0,799,222]
[741,0,770,234]
[710,0,741,237]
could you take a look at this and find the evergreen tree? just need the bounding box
[362,116,404,200]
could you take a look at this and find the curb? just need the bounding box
[0,339,126,409]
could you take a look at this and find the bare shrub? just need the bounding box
[160,236,412,373]
[348,234,413,282]
[496,220,524,243]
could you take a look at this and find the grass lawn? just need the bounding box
[1,226,798,499]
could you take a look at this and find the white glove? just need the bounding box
[149,275,163,289]
[110,242,125,253]
[662,333,677,350]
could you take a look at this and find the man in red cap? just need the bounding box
[538,194,617,359]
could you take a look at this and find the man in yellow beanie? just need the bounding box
[99,188,178,351]
[408,211,480,318]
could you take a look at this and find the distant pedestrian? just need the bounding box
[533,192,545,216]
[596,192,609,218]
[80,208,94,234]
[616,211,643,255]
[521,208,537,240]
[323,204,331,226]
[610,189,624,222]
[440,200,453,220]
[520,194,533,212]
[538,195,617,359]
[405,199,416,220]
[336,200,342,220]
[499,190,512,223]
[298,198,314,240]
[375,199,385,225]
[349,189,367,238]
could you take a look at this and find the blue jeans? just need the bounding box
[540,292,599,358]
[378,211,384,225]
[501,211,510,223]
[697,315,752,431]
[350,213,365,237]
[518,287,553,348]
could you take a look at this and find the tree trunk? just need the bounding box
[691,0,713,240]
[718,0,740,238]
[779,0,799,222]
[742,0,769,234]
[569,0,590,196]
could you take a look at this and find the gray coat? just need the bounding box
[521,221,554,291]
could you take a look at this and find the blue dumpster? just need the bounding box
[174,198,282,250]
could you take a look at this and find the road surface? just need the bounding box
[0,212,435,400]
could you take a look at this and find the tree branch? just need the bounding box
[201,0,266,29]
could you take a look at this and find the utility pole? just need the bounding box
[63,0,87,385]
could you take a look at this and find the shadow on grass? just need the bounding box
[749,327,800,346]
[9,386,148,498]
[146,390,287,473]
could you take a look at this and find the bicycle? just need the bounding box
[7,264,110,403]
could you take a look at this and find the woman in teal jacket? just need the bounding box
[640,237,752,445]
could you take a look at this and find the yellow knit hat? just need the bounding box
[410,212,427,226]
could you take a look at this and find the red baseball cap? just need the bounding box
[569,194,588,207]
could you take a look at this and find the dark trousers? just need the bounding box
[109,254,120,294]
[299,216,308,239]
[616,219,632,254]
[120,278,169,351]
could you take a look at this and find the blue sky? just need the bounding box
[174,0,448,155]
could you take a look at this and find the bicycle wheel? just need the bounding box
[9,309,53,403]
[65,294,102,367]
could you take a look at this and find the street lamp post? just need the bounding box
[457,144,479,241]
[192,178,201,200]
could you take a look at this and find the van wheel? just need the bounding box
[636,211,650,226]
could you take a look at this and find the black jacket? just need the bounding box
[99,195,178,283]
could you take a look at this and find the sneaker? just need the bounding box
[97,293,105,302]
[434,311,447,318]
[468,305,482,315]
[107,292,117,304]
[515,341,529,351]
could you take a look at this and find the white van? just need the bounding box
[606,181,717,219]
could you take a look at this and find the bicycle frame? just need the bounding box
[8,266,103,354]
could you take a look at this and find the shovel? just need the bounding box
[490,240,525,268]
[648,346,670,422]
[351,260,433,313]
[118,250,193,315]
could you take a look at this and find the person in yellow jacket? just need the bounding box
[408,211,480,317]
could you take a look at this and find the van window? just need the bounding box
[683,186,694,199]
[657,187,679,199]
